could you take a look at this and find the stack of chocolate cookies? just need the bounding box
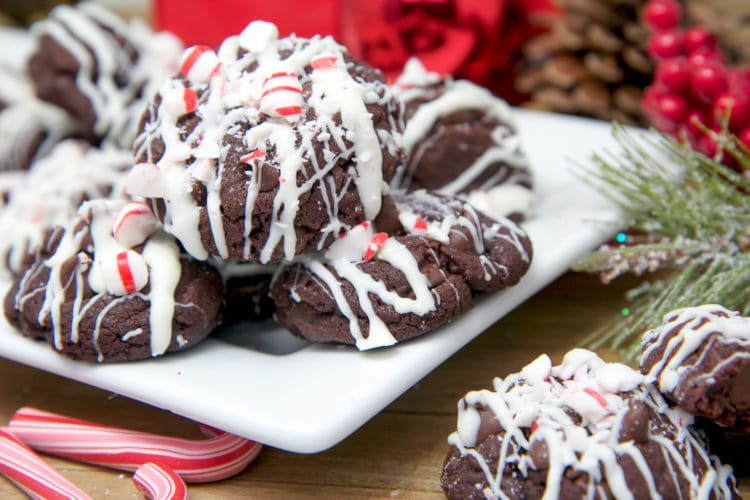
[2,3,537,362]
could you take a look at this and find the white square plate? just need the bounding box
[0,109,624,453]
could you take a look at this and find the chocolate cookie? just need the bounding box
[27,2,183,147]
[131,20,404,263]
[271,191,532,349]
[0,141,130,275]
[391,59,534,221]
[4,199,224,362]
[441,349,740,499]
[391,191,533,292]
[641,304,750,433]
[215,261,276,324]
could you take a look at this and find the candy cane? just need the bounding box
[133,463,188,500]
[9,407,262,483]
[259,70,303,123]
[112,201,157,249]
[0,428,90,500]
[96,250,149,296]
[311,54,338,71]
[162,85,199,116]
[180,46,221,84]
[363,232,388,262]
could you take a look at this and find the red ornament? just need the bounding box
[654,57,690,94]
[643,0,682,31]
[690,63,728,104]
[683,27,716,54]
[647,29,685,60]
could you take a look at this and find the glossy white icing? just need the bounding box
[447,349,736,499]
[133,20,399,263]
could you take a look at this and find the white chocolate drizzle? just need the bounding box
[12,199,184,360]
[30,2,183,147]
[133,20,400,263]
[0,140,130,275]
[447,349,737,499]
[392,58,534,220]
[641,304,750,393]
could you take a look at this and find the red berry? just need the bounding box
[726,69,750,95]
[712,92,750,132]
[684,109,710,136]
[648,29,685,60]
[687,46,726,68]
[698,131,720,157]
[643,0,682,31]
[691,63,728,104]
[657,94,688,123]
[654,57,690,93]
[738,127,750,151]
[684,27,716,54]
[641,85,665,117]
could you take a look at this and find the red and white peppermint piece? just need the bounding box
[325,221,373,262]
[133,463,188,500]
[97,250,149,296]
[582,387,609,411]
[125,162,166,198]
[9,407,263,483]
[363,232,388,262]
[260,70,303,123]
[112,201,157,249]
[162,85,198,116]
[180,45,221,84]
[311,54,338,71]
[240,149,265,164]
[413,217,428,231]
[0,428,90,500]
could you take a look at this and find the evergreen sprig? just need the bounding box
[574,125,750,363]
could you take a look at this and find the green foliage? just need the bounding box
[576,125,750,363]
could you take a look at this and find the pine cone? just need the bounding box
[516,0,653,125]
[685,0,750,66]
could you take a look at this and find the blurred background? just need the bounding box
[2,0,750,133]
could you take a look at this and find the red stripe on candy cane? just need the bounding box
[9,407,263,483]
[116,252,137,295]
[183,88,198,113]
[112,205,152,240]
[582,388,609,410]
[413,217,428,231]
[263,71,297,84]
[180,46,211,78]
[0,428,90,500]
[261,85,302,98]
[363,232,388,261]
[275,106,302,117]
[133,463,188,500]
[240,150,265,163]
[311,55,338,70]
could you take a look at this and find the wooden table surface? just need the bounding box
[0,271,747,498]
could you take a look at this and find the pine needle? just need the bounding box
[576,125,750,364]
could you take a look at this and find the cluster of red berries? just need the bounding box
[641,0,750,160]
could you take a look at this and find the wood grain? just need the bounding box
[0,272,747,498]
